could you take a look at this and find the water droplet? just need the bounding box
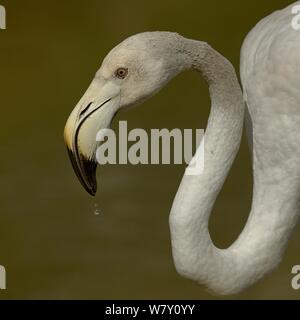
[94,203,101,216]
[94,209,101,216]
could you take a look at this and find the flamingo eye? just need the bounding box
[115,68,128,79]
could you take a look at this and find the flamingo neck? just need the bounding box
[169,39,297,295]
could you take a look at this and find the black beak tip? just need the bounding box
[81,157,98,196]
[66,146,98,196]
[86,184,97,197]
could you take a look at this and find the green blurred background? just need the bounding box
[0,0,299,299]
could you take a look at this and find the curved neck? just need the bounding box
[169,40,297,295]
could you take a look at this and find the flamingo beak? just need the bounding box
[64,79,120,196]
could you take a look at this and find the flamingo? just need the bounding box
[64,2,300,295]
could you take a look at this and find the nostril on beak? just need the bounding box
[80,102,93,117]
